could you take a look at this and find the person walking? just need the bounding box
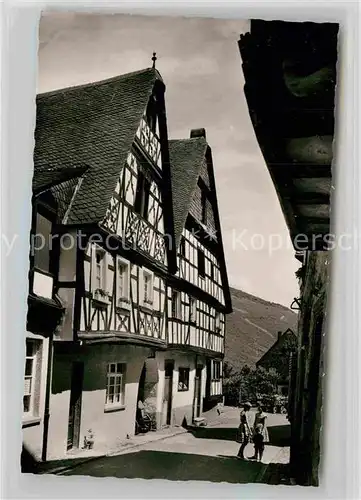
[236,402,253,460]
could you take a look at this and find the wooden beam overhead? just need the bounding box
[270,163,332,179]
[293,193,330,205]
[295,215,330,224]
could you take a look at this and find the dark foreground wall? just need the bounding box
[290,251,329,486]
[238,20,337,486]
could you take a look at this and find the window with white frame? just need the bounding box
[143,270,154,305]
[189,297,197,323]
[94,246,106,292]
[117,258,129,303]
[171,290,181,319]
[215,311,221,333]
[105,363,126,407]
[23,340,41,416]
[212,360,221,381]
[178,367,190,392]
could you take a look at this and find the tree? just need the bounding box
[223,363,281,406]
[246,367,280,399]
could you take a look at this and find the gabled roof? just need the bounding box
[256,328,297,367]
[34,68,162,225]
[168,137,208,247]
[33,165,89,195]
[169,135,232,312]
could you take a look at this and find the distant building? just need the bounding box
[23,65,231,462]
[239,20,337,486]
[256,329,297,395]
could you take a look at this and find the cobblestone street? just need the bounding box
[55,408,291,485]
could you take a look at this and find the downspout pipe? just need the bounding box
[41,331,54,462]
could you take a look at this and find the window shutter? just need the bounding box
[105,252,113,297]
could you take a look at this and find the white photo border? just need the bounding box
[0,1,359,499]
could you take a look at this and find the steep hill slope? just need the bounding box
[225,287,298,372]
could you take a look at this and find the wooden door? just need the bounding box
[162,361,174,426]
[193,366,203,419]
[205,358,211,398]
[67,362,84,451]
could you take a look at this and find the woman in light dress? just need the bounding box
[253,405,269,442]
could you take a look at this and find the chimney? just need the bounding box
[190,128,206,139]
[277,331,282,341]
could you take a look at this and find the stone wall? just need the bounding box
[290,251,329,486]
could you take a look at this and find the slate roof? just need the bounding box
[34,68,162,225]
[33,165,89,195]
[168,137,208,247]
[256,328,297,366]
[168,136,232,312]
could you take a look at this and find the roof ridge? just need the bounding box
[37,67,159,99]
[169,137,208,144]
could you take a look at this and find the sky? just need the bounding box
[37,12,300,308]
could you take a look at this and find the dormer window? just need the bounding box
[134,171,150,219]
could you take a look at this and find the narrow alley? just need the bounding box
[47,408,290,485]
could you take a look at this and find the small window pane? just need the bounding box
[198,250,205,277]
[23,395,31,413]
[25,359,33,376]
[24,377,32,395]
[34,214,52,272]
[106,363,125,406]
[26,341,34,357]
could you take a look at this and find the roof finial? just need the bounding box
[152,52,157,69]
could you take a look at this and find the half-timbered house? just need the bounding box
[29,64,231,460]
[23,168,79,462]
[158,130,232,426]
[32,67,178,459]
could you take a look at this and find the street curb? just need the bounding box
[36,454,105,476]
[106,427,189,459]
[38,427,189,476]
[37,408,237,476]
